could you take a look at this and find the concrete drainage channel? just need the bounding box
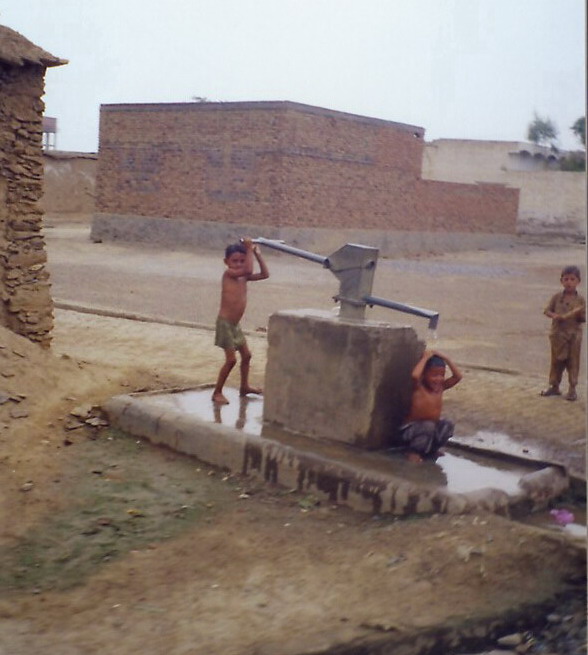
[104,385,574,519]
[103,384,586,655]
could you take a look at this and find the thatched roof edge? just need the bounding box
[0,24,67,68]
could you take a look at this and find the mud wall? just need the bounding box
[42,151,97,214]
[0,62,53,346]
[509,171,586,239]
[95,102,519,237]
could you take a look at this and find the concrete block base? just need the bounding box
[263,310,424,449]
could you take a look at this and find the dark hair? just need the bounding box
[425,355,446,370]
[225,243,247,258]
[561,265,581,280]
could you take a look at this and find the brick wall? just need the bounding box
[0,62,53,346]
[96,101,518,235]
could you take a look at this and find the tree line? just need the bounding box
[526,113,585,171]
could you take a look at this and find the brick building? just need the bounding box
[0,26,65,346]
[93,101,519,253]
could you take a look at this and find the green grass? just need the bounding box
[0,429,236,593]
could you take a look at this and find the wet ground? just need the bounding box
[142,386,542,497]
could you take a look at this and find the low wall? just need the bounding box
[510,171,586,239]
[91,213,516,257]
[42,151,97,214]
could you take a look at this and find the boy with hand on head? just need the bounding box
[212,238,269,405]
[400,349,462,463]
[541,265,585,402]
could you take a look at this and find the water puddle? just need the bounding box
[453,430,548,463]
[149,386,264,434]
[146,388,541,495]
[436,450,529,494]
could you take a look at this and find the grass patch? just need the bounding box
[0,429,236,593]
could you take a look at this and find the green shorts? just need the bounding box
[215,317,246,350]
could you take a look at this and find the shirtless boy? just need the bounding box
[399,349,462,462]
[212,239,269,405]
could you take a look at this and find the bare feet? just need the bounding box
[240,386,262,397]
[540,386,561,397]
[565,390,577,401]
[405,451,423,464]
[212,392,229,405]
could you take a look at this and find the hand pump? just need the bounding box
[251,238,439,330]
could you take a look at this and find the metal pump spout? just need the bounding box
[252,237,439,328]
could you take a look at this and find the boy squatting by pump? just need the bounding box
[212,239,269,405]
[399,349,463,463]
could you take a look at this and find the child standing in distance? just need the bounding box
[399,349,462,463]
[212,239,269,405]
[541,265,585,402]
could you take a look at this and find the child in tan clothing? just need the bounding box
[541,265,585,401]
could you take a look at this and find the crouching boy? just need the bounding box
[400,349,462,463]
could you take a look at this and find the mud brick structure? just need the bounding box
[0,26,65,346]
[94,101,519,250]
[43,151,97,215]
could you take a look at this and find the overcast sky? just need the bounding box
[1,0,585,152]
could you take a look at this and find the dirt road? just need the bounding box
[45,223,586,379]
[0,220,583,655]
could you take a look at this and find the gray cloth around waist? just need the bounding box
[399,419,454,457]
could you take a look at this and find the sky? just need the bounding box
[0,0,585,152]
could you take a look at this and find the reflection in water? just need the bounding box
[213,395,253,430]
[152,387,264,434]
[437,451,529,495]
[213,403,221,425]
[236,397,248,429]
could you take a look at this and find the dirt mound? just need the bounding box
[0,324,139,543]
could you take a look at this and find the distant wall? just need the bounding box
[510,171,586,238]
[91,213,516,257]
[94,102,519,243]
[42,151,97,214]
[422,139,560,183]
[422,139,586,240]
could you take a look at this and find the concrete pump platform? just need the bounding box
[103,385,569,517]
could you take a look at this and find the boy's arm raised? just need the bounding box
[411,349,433,383]
[248,245,270,281]
[240,238,255,277]
[435,351,462,389]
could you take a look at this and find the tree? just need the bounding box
[571,116,585,147]
[526,113,558,146]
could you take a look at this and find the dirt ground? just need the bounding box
[0,219,585,654]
